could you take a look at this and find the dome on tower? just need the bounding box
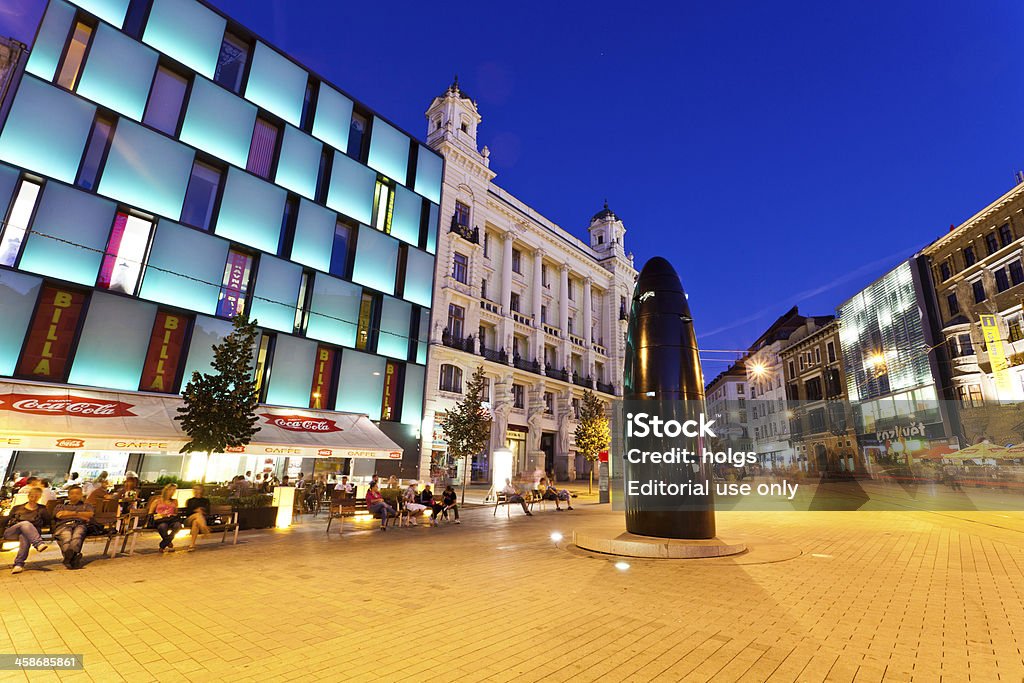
[591,201,618,223]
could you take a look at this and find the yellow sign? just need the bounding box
[979,315,1012,397]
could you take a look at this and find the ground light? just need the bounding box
[550,532,563,542]
[614,561,631,571]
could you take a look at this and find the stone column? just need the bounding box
[559,263,570,337]
[501,230,514,314]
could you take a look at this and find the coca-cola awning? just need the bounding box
[0,380,404,459]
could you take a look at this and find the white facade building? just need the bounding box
[705,362,749,446]
[420,80,636,482]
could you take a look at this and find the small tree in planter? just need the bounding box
[176,314,260,482]
[438,366,492,504]
[575,389,610,494]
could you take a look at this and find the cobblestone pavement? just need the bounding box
[1,501,1023,682]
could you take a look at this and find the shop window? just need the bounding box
[247,117,279,179]
[330,221,353,278]
[143,66,189,136]
[356,290,377,351]
[77,114,114,191]
[372,178,394,233]
[963,246,976,267]
[439,363,462,393]
[447,303,465,339]
[56,21,93,90]
[97,212,153,295]
[214,32,249,93]
[512,383,525,409]
[453,252,468,283]
[0,178,43,267]
[180,160,222,231]
[348,111,368,161]
[216,249,254,318]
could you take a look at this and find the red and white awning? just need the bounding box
[0,380,403,459]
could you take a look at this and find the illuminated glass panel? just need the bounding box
[0,76,96,184]
[325,150,375,224]
[352,227,398,295]
[401,363,425,426]
[142,0,226,79]
[25,0,75,81]
[69,292,156,390]
[98,119,194,219]
[306,274,360,348]
[181,314,233,382]
[367,116,409,183]
[264,334,316,408]
[244,42,307,127]
[0,165,17,218]
[76,23,158,121]
[403,247,434,308]
[139,220,229,314]
[68,0,129,28]
[19,182,116,286]
[179,77,256,168]
[291,199,334,272]
[250,255,302,333]
[390,185,421,247]
[276,125,320,200]
[335,349,386,420]
[312,84,353,153]
[377,296,411,360]
[215,167,286,254]
[0,270,43,376]
[425,202,439,254]
[416,310,429,364]
[414,145,443,204]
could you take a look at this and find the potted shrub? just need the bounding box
[227,493,277,530]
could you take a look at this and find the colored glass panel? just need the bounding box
[98,119,194,219]
[76,23,158,121]
[68,292,156,390]
[138,221,229,315]
[142,0,226,79]
[244,41,307,127]
[325,150,375,225]
[367,116,409,183]
[179,77,256,168]
[215,167,286,254]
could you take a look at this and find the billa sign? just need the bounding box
[380,360,401,422]
[309,346,336,409]
[260,413,343,433]
[0,394,137,417]
[16,286,87,380]
[140,311,189,393]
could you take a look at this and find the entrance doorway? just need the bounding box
[541,433,555,477]
[506,428,527,477]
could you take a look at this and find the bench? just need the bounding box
[121,505,239,556]
[2,500,121,560]
[325,491,358,534]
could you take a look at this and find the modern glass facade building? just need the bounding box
[0,0,440,483]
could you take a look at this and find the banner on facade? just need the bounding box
[979,315,1012,397]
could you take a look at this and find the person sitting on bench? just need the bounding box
[148,484,182,553]
[441,485,460,523]
[539,477,574,511]
[52,485,93,569]
[419,484,440,527]
[3,486,50,574]
[366,481,395,531]
[403,482,428,527]
[185,484,211,552]
[502,479,533,516]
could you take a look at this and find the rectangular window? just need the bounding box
[97,212,153,295]
[452,252,468,283]
[348,111,368,161]
[541,305,547,324]
[216,249,254,318]
[567,316,574,334]
[247,118,279,179]
[826,341,836,363]
[567,278,575,300]
[77,115,114,191]
[330,221,353,278]
[544,391,554,414]
[986,233,999,255]
[214,33,249,93]
[512,383,524,409]
[180,161,222,231]
[511,248,521,274]
[373,179,394,233]
[1010,318,1023,343]
[356,291,376,351]
[253,333,273,399]
[972,280,986,303]
[964,246,976,267]
[959,333,974,355]
[143,66,188,136]
[996,268,1010,292]
[814,347,821,363]
[481,279,488,299]
[999,223,1013,247]
[294,271,311,333]
[483,231,490,258]
[510,292,520,313]
[454,200,470,227]
[56,21,93,90]
[541,264,549,287]
[0,178,43,267]
[947,292,959,316]
[1011,261,1024,286]
[447,303,465,339]
[939,261,951,281]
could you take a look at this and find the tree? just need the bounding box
[176,314,260,479]
[438,366,492,503]
[575,389,610,494]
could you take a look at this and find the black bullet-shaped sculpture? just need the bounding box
[623,257,715,539]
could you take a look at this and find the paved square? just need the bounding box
[1,499,1023,682]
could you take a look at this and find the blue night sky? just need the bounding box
[3,1,1024,369]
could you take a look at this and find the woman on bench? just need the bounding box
[185,484,212,552]
[148,484,183,553]
[3,486,50,574]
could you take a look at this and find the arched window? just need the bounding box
[440,364,463,393]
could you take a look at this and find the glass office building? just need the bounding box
[0,0,440,484]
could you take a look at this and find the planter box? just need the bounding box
[235,506,278,530]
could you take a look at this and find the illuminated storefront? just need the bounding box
[0,0,439,481]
